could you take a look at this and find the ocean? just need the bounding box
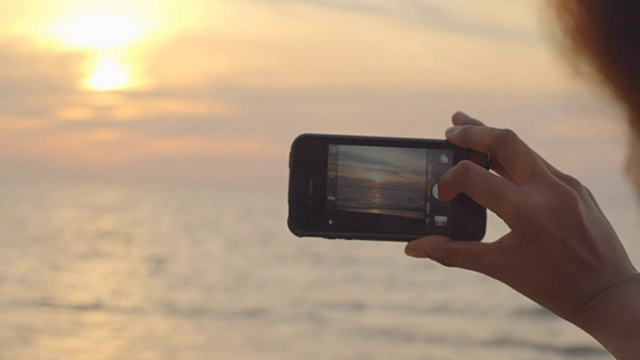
[0,180,620,359]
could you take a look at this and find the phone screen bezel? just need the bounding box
[288,134,488,241]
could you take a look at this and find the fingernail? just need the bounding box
[405,247,429,258]
[454,111,471,120]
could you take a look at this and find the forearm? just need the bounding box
[407,114,640,359]
[572,273,640,359]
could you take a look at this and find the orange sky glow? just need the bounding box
[0,0,630,188]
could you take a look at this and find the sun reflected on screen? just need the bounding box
[370,172,386,184]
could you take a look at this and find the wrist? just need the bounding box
[571,272,640,359]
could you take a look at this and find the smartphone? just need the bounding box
[288,134,489,241]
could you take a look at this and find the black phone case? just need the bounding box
[288,134,489,242]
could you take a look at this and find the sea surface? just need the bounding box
[337,186,425,210]
[0,181,624,359]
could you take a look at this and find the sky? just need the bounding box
[0,0,633,194]
[337,146,426,186]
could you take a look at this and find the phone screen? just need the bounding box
[325,144,453,233]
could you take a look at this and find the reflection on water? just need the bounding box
[0,182,612,359]
[337,186,425,211]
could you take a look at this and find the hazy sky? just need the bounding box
[0,0,631,192]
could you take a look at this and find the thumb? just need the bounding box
[405,236,498,275]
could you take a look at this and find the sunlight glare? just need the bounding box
[86,58,130,91]
[54,14,146,50]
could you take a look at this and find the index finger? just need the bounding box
[452,111,485,126]
[446,125,547,184]
[439,160,520,225]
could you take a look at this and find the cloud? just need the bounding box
[0,41,84,118]
[0,1,617,188]
[0,74,625,187]
[250,0,540,44]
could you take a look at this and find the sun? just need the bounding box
[49,12,149,91]
[85,57,131,91]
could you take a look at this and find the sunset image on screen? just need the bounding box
[335,146,428,219]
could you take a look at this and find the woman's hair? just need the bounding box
[553,1,640,132]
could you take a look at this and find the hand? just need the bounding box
[405,112,637,323]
